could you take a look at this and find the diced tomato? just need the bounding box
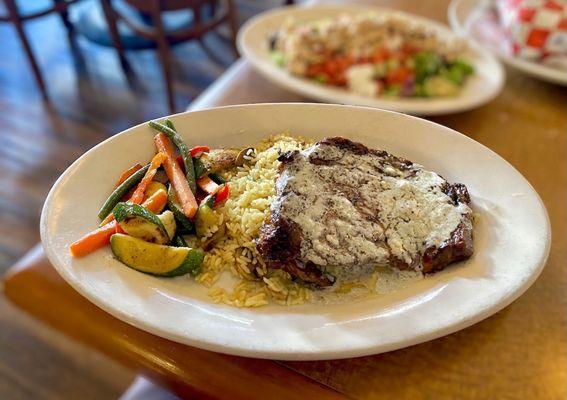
[386,67,414,85]
[335,56,351,70]
[323,59,339,75]
[401,43,416,55]
[372,48,390,63]
[116,223,125,234]
[214,184,230,208]
[307,63,325,77]
[190,146,210,157]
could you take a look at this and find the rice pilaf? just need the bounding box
[195,135,313,307]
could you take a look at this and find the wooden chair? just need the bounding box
[1,0,81,100]
[100,0,238,112]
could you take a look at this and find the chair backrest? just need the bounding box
[123,0,213,13]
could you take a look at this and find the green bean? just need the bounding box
[193,157,207,179]
[148,120,197,194]
[165,119,176,131]
[97,164,150,220]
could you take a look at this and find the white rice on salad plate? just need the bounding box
[192,134,422,308]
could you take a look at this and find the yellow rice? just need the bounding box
[194,134,313,307]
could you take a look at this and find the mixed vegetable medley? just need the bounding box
[69,120,240,277]
[269,13,475,98]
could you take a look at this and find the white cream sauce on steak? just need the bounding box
[258,137,473,285]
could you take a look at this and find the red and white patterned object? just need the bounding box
[496,0,567,69]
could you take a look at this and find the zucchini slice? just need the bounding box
[110,234,204,276]
[195,199,217,237]
[173,235,189,247]
[167,185,194,233]
[113,202,170,244]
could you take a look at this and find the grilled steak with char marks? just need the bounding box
[256,137,473,287]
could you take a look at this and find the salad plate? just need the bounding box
[449,0,567,86]
[237,5,504,115]
[41,104,550,360]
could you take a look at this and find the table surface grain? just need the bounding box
[4,1,567,399]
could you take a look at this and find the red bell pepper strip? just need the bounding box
[190,145,210,157]
[213,184,230,208]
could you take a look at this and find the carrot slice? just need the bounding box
[69,189,167,257]
[154,133,198,219]
[129,152,166,204]
[196,175,220,195]
[115,163,143,188]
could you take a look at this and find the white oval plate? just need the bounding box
[449,0,567,86]
[237,5,504,116]
[41,104,550,360]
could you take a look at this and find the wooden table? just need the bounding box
[4,1,567,399]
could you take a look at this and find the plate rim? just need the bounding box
[237,4,505,116]
[448,0,567,86]
[40,103,551,360]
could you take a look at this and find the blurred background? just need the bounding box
[0,1,287,398]
[1,0,566,399]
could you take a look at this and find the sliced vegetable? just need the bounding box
[214,184,230,208]
[209,172,226,184]
[158,210,176,240]
[197,175,221,195]
[414,51,442,83]
[115,163,143,188]
[193,157,207,179]
[113,202,170,245]
[195,196,217,237]
[383,84,401,96]
[202,194,215,208]
[167,184,194,233]
[129,152,166,204]
[142,189,168,214]
[270,51,285,67]
[165,119,176,131]
[70,190,167,257]
[190,146,210,157]
[451,59,474,75]
[98,164,150,220]
[149,120,196,194]
[144,181,167,198]
[424,76,459,97]
[110,234,204,277]
[99,154,166,227]
[173,235,188,247]
[155,133,198,219]
[70,221,120,258]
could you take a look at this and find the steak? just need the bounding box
[256,137,473,287]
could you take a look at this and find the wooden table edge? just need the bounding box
[2,244,347,400]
